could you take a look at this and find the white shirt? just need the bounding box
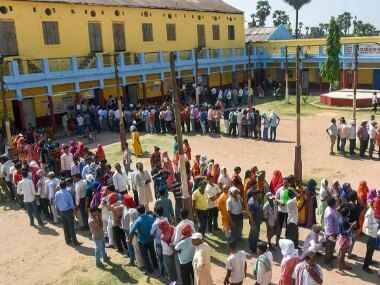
[340,124,350,139]
[113,172,127,192]
[60,152,74,171]
[205,183,220,208]
[369,125,378,140]
[372,95,378,104]
[17,178,36,203]
[255,251,273,285]
[226,250,247,284]
[218,174,231,187]
[76,116,84,126]
[292,262,323,285]
[269,112,279,128]
[114,109,121,120]
[75,179,87,206]
[287,197,298,224]
[276,186,288,213]
[2,160,15,182]
[47,178,60,201]
[161,235,175,256]
[363,207,379,238]
[38,177,49,199]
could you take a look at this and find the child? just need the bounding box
[224,241,247,285]
[336,208,356,271]
[254,242,273,285]
[88,207,109,267]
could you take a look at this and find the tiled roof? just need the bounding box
[18,0,243,14]
[245,26,277,43]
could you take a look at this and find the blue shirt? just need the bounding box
[130,214,155,245]
[55,188,75,212]
[175,237,195,264]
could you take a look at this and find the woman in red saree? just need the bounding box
[357,180,369,233]
[96,144,106,162]
[161,151,175,187]
[269,170,284,194]
[183,139,192,161]
[210,163,220,184]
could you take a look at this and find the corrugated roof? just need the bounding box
[245,26,277,43]
[16,0,243,14]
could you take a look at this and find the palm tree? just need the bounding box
[284,0,312,39]
[256,0,271,27]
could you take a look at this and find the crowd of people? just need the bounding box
[326,114,380,159]
[1,128,380,285]
[55,85,281,144]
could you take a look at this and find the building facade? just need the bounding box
[0,0,246,129]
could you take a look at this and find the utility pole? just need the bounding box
[294,46,302,182]
[247,43,254,111]
[285,46,289,103]
[194,47,200,106]
[352,44,359,127]
[113,53,127,151]
[0,54,12,148]
[169,52,191,216]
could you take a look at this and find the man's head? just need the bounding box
[191,233,203,246]
[21,169,28,178]
[257,241,268,255]
[154,205,164,217]
[331,118,336,124]
[154,146,160,152]
[327,197,336,208]
[115,163,122,173]
[234,166,241,175]
[221,167,227,176]
[137,205,146,215]
[230,187,240,198]
[228,241,238,253]
[311,224,322,234]
[136,162,143,172]
[199,180,207,193]
[73,173,81,182]
[304,250,317,265]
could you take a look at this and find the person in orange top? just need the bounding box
[217,185,231,238]
[95,144,106,162]
[191,155,201,178]
[183,139,192,161]
[357,180,369,233]
[231,166,244,195]
[210,163,220,184]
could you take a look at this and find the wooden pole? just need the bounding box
[353,44,358,128]
[169,52,191,216]
[285,46,289,103]
[194,48,200,106]
[113,53,127,151]
[294,46,302,181]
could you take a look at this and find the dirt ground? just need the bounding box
[1,109,380,285]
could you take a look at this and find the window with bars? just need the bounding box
[166,23,176,41]
[112,22,126,51]
[142,23,153,42]
[88,22,103,52]
[0,20,18,55]
[197,24,206,48]
[42,21,60,45]
[212,25,220,41]
[228,25,235,41]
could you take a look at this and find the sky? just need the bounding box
[224,0,380,29]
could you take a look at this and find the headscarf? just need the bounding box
[123,194,136,209]
[181,224,193,239]
[269,170,283,194]
[306,179,317,194]
[279,239,298,258]
[211,163,220,184]
[96,144,106,162]
[330,180,341,198]
[367,188,377,202]
[340,183,352,202]
[357,181,369,205]
[158,219,174,244]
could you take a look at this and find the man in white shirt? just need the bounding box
[205,177,221,233]
[37,169,51,221]
[73,173,88,229]
[269,111,281,141]
[47,171,60,224]
[368,121,378,159]
[362,200,379,273]
[17,170,44,226]
[112,163,127,194]
[60,145,74,177]
[224,241,247,285]
[293,250,323,285]
[286,189,299,248]
[339,118,350,154]
[1,156,15,200]
[326,118,338,155]
[372,92,378,113]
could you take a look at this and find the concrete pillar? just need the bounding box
[219,72,223,88]
[47,96,56,129]
[142,82,147,104]
[16,99,26,131]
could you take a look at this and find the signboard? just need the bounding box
[344,44,380,57]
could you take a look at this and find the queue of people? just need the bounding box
[1,133,380,285]
[326,115,380,159]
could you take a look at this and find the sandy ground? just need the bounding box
[1,110,380,285]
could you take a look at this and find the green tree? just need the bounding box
[321,17,341,91]
[309,26,325,38]
[256,0,271,27]
[284,0,312,38]
[273,10,290,27]
[353,18,378,36]
[337,12,352,36]
[249,13,257,28]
